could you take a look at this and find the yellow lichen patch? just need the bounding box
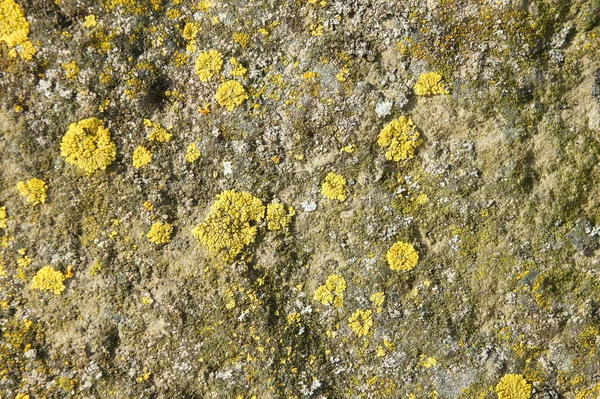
[369,291,385,313]
[229,57,247,77]
[62,60,80,79]
[233,32,250,48]
[192,189,265,262]
[83,14,97,28]
[386,241,419,271]
[414,72,449,96]
[286,311,301,325]
[146,221,173,244]
[17,178,47,205]
[0,0,35,60]
[215,80,248,111]
[143,119,172,142]
[0,205,7,229]
[377,116,421,162]
[321,172,347,201]
[348,309,373,337]
[336,64,350,82]
[197,0,212,12]
[576,383,600,399]
[314,274,346,308]
[183,21,200,40]
[266,202,295,231]
[61,117,117,174]
[495,374,531,399]
[185,142,202,163]
[419,354,438,368]
[132,146,152,168]
[195,49,223,82]
[30,266,66,295]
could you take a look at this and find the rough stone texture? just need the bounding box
[0,0,600,398]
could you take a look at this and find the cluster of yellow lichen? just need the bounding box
[377,116,421,162]
[192,190,265,262]
[185,142,202,163]
[266,202,295,231]
[60,117,117,174]
[348,309,373,336]
[0,205,7,229]
[576,382,600,399]
[144,119,172,142]
[195,49,223,81]
[386,241,419,271]
[17,178,47,205]
[369,291,385,313]
[215,80,248,111]
[0,0,36,60]
[146,221,173,244]
[495,374,531,399]
[321,172,347,201]
[30,266,66,295]
[414,72,449,96]
[314,274,346,307]
[132,145,152,168]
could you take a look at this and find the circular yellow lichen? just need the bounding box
[348,309,373,336]
[215,80,248,111]
[321,172,347,201]
[0,0,35,60]
[132,146,152,168]
[17,178,47,205]
[377,116,421,162]
[60,117,117,174]
[386,241,419,271]
[30,265,66,295]
[266,202,295,231]
[192,189,265,262]
[146,221,173,244]
[195,49,223,81]
[314,274,346,308]
[495,374,531,399]
[414,72,449,96]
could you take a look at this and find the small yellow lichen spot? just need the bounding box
[303,71,319,81]
[183,21,200,40]
[266,202,295,231]
[143,119,172,142]
[420,354,438,368]
[321,172,347,201]
[233,32,250,48]
[495,374,531,399]
[340,144,355,154]
[185,143,202,163]
[83,14,97,28]
[348,309,373,337]
[0,0,35,60]
[287,311,301,325]
[147,221,173,244]
[386,241,419,271]
[197,0,212,12]
[0,206,7,229]
[414,72,449,96]
[142,295,152,305]
[17,178,47,205]
[62,60,80,79]
[61,117,117,174]
[369,291,385,312]
[195,49,223,82]
[15,394,30,399]
[229,57,247,77]
[377,116,421,162]
[336,64,350,82]
[215,80,248,111]
[192,189,265,262]
[166,8,181,19]
[30,266,66,295]
[310,23,324,36]
[314,274,346,307]
[132,146,152,168]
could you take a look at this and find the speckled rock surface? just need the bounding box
[1,0,600,398]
